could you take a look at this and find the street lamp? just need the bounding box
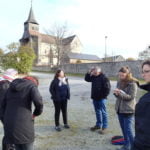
[105,36,107,62]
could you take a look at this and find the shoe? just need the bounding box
[117,145,130,150]
[64,124,70,129]
[55,126,62,132]
[99,128,108,134]
[7,144,15,150]
[90,125,101,131]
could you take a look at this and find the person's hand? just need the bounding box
[113,88,121,96]
[32,114,36,120]
[89,68,95,75]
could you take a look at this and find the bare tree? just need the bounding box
[48,45,54,67]
[7,42,20,53]
[46,22,71,66]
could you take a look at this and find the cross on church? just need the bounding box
[31,0,33,7]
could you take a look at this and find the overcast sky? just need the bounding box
[0,0,150,58]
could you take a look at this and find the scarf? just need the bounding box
[58,77,67,86]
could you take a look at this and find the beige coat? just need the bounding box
[115,81,138,114]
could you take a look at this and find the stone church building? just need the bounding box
[20,7,101,66]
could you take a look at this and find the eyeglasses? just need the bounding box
[142,70,150,74]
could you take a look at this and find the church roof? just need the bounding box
[40,34,55,44]
[24,7,39,25]
[62,35,76,45]
[68,52,101,61]
[28,30,55,44]
[28,30,77,45]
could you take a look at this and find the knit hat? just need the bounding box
[3,68,18,81]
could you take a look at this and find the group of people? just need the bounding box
[49,60,150,150]
[85,60,150,150]
[0,60,150,150]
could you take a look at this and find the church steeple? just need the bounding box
[24,6,39,25]
[20,3,39,44]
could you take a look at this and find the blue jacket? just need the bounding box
[49,78,70,101]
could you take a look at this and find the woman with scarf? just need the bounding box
[50,69,70,131]
[114,66,139,150]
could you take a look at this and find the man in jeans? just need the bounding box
[85,66,111,134]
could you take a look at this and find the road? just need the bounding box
[0,72,121,150]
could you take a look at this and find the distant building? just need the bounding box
[64,52,101,64]
[138,46,150,60]
[20,7,83,66]
[102,55,125,62]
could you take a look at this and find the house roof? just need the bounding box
[68,52,101,61]
[102,55,125,60]
[24,7,39,25]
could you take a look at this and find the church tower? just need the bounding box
[20,6,39,44]
[20,5,39,64]
[24,6,39,32]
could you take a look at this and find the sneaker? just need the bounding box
[55,126,61,132]
[90,125,101,131]
[64,124,70,129]
[99,128,108,134]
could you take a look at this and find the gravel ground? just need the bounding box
[0,72,142,150]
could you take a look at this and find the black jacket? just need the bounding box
[49,78,70,101]
[134,83,150,149]
[1,78,43,144]
[0,80,10,122]
[85,73,111,100]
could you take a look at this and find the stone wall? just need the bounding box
[60,60,143,79]
[32,66,51,72]
[33,60,143,78]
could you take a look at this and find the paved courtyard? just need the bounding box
[0,72,136,150]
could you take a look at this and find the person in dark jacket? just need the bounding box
[0,68,18,150]
[114,66,139,150]
[0,76,43,150]
[85,66,111,134]
[50,69,70,132]
[131,60,150,150]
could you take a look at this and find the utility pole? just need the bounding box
[105,36,107,62]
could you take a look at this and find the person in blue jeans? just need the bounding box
[114,66,139,150]
[93,99,108,129]
[85,66,111,134]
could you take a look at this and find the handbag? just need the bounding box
[111,135,125,145]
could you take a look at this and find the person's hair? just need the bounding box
[119,66,139,85]
[23,76,39,86]
[54,69,65,79]
[94,66,101,73]
[119,66,131,74]
[142,60,150,69]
